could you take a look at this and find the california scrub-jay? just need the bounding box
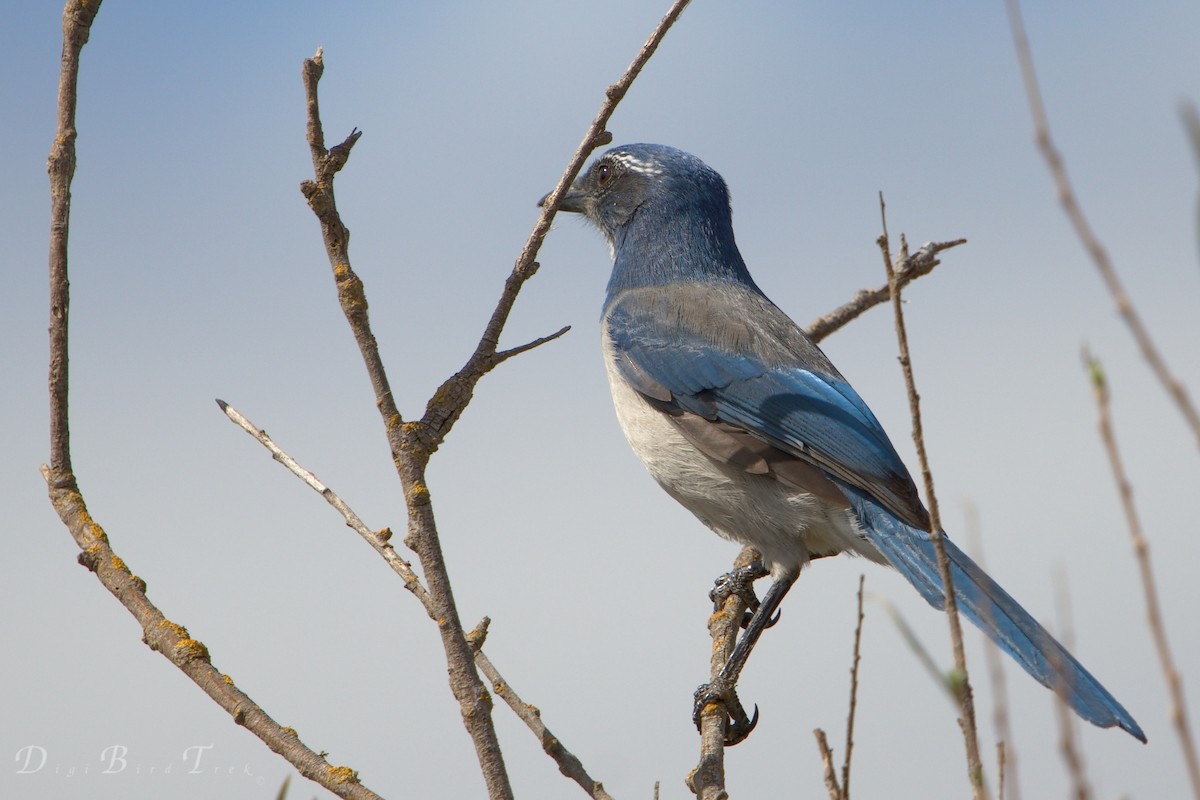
[542,143,1144,745]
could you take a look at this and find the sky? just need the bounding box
[4,1,1200,798]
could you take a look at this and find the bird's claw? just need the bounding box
[693,682,760,746]
[709,562,770,613]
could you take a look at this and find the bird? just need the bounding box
[541,142,1145,745]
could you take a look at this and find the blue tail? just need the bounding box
[840,484,1145,742]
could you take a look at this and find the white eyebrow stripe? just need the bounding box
[608,152,664,177]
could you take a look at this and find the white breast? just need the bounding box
[601,331,885,579]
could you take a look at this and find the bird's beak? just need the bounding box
[538,183,586,214]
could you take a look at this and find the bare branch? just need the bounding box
[299,3,693,794]
[218,400,612,798]
[43,8,382,799]
[43,469,383,799]
[967,506,1021,800]
[869,593,954,700]
[1183,101,1200,264]
[1005,0,1200,448]
[299,49,514,798]
[216,400,433,614]
[1085,352,1200,798]
[1051,569,1092,800]
[841,574,866,798]
[997,742,1006,800]
[687,546,757,800]
[493,325,573,365]
[1182,101,1200,173]
[472,642,615,800]
[421,0,694,449]
[48,0,105,477]
[814,729,845,800]
[879,200,985,798]
[805,239,966,344]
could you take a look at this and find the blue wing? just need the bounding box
[606,283,928,528]
[606,283,1146,741]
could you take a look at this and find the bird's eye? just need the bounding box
[596,163,611,185]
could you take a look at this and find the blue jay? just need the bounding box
[542,143,1145,745]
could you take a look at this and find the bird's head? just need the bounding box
[540,143,733,247]
[541,143,753,293]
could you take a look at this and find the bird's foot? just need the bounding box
[709,562,779,629]
[693,680,759,746]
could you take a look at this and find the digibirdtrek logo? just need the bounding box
[13,744,266,784]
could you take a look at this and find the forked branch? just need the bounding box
[296,3,695,797]
[879,204,985,798]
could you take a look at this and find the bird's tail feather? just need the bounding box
[841,484,1145,742]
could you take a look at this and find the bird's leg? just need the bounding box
[694,574,796,745]
[708,561,780,629]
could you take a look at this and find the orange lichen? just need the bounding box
[158,620,190,640]
[174,638,211,663]
[327,766,359,784]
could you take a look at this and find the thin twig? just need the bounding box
[966,504,1021,800]
[495,325,573,364]
[814,729,845,800]
[879,199,985,798]
[804,239,966,344]
[840,574,866,799]
[1052,568,1092,800]
[472,642,614,800]
[43,8,381,797]
[1182,101,1200,265]
[997,742,1006,800]
[420,0,694,450]
[1005,0,1200,448]
[217,400,432,611]
[868,594,950,700]
[1052,572,1091,800]
[869,593,954,702]
[1086,352,1200,797]
[218,400,612,799]
[1183,101,1200,173]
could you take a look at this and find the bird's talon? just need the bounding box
[692,683,718,730]
[708,562,770,613]
[725,704,759,746]
[692,683,760,746]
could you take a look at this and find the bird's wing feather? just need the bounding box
[607,284,928,529]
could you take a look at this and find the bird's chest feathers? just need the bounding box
[601,329,873,568]
[601,328,753,515]
[602,337,699,485]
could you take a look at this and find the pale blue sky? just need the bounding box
[5,2,1200,798]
